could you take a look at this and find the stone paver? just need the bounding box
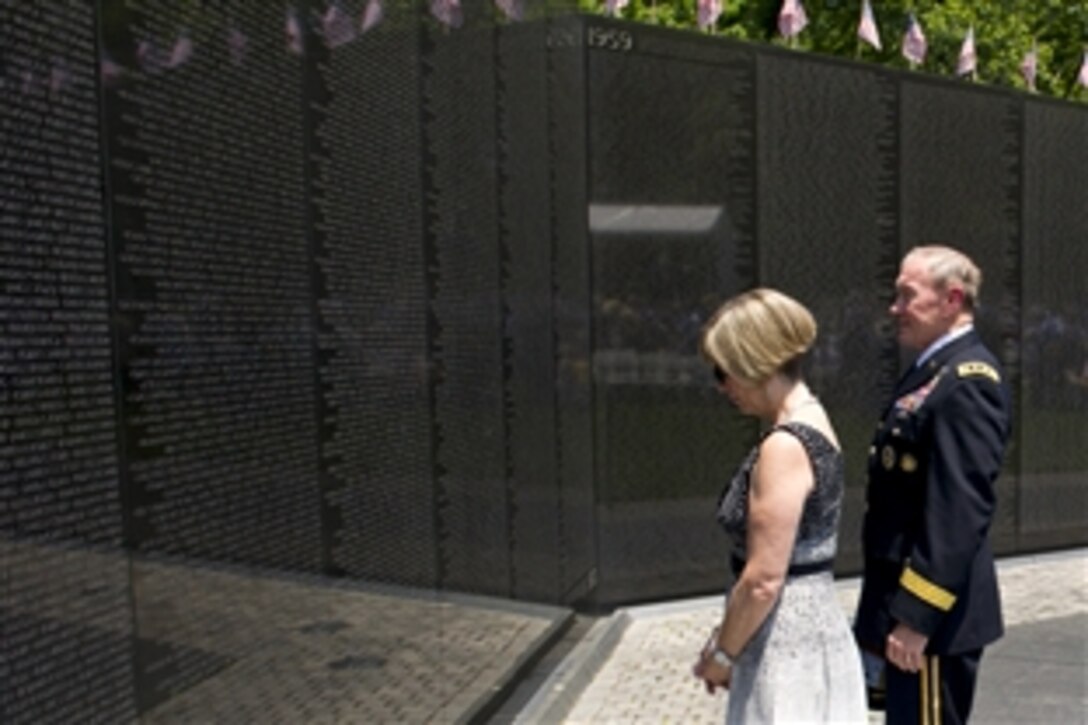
[6,540,1085,723]
[561,549,1087,724]
[132,559,567,723]
[2,540,569,724]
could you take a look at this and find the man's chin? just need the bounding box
[896,330,920,351]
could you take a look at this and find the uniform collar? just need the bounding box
[894,327,979,396]
[914,324,974,369]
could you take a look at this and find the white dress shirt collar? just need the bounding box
[915,324,973,369]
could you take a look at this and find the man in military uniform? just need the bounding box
[855,245,1012,725]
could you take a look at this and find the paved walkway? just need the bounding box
[515,548,1087,724]
[130,559,570,724]
[2,540,571,724]
[7,541,1084,723]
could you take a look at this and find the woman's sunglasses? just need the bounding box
[713,365,728,386]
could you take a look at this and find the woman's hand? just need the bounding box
[694,653,731,693]
[693,627,731,693]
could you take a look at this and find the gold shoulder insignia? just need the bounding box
[956,362,999,382]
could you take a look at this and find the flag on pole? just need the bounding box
[167,32,193,68]
[49,58,69,96]
[323,2,357,48]
[956,26,976,77]
[1078,49,1088,89]
[604,0,628,17]
[228,27,248,66]
[697,0,721,31]
[361,0,383,32]
[135,39,164,74]
[901,13,926,66]
[100,52,123,85]
[857,0,881,51]
[136,39,152,69]
[495,0,523,21]
[136,40,153,71]
[431,0,463,28]
[1019,42,1037,92]
[286,8,303,55]
[778,0,808,40]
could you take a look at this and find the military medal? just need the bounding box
[881,445,896,470]
[894,369,946,413]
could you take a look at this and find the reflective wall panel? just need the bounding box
[586,24,758,604]
[756,53,898,571]
[2,8,1085,720]
[1020,101,1088,548]
[898,81,1024,552]
[2,3,136,723]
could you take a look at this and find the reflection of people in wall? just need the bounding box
[854,246,1012,725]
[1023,304,1087,407]
[694,288,867,724]
[1065,360,1088,388]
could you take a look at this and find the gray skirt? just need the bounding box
[726,572,868,724]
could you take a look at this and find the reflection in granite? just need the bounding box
[131,558,565,723]
[1,540,137,724]
[0,540,565,724]
[3,6,1086,723]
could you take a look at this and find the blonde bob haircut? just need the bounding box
[700,288,817,386]
[905,245,982,311]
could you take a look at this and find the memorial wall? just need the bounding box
[579,19,1086,604]
[2,4,1085,721]
[3,2,138,722]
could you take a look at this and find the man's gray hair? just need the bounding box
[906,245,982,310]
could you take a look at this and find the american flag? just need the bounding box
[49,58,69,95]
[1079,50,1088,89]
[604,0,628,18]
[286,8,303,55]
[1019,42,1037,92]
[697,0,721,32]
[495,0,522,22]
[857,0,881,51]
[777,0,808,40]
[228,27,248,66]
[361,0,383,32]
[135,39,164,74]
[323,2,357,48]
[901,13,926,66]
[956,26,976,77]
[431,0,463,28]
[100,52,123,85]
[167,33,193,68]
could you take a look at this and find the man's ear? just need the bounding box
[945,286,965,311]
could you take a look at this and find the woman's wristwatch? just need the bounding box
[710,646,734,668]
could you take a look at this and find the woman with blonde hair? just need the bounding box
[693,288,867,723]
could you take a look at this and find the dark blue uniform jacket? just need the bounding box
[855,330,1012,655]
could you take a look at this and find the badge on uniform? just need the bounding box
[900,453,918,473]
[957,361,1000,382]
[894,369,945,413]
[881,445,896,470]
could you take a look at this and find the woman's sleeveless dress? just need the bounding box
[717,422,867,724]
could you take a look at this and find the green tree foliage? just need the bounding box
[577,0,1088,101]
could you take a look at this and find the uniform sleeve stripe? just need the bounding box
[900,567,957,611]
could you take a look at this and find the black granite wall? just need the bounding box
[2,6,1085,720]
[576,17,1086,605]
